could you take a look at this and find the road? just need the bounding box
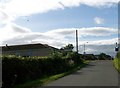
[43,60,119,87]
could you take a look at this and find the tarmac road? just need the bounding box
[43,60,119,87]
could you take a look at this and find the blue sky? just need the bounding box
[0,0,119,56]
[14,4,118,32]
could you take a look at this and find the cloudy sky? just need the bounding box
[0,0,119,57]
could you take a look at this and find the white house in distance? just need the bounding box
[1,43,59,57]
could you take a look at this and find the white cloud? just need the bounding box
[46,27,117,37]
[94,17,104,24]
[0,25,117,47]
[0,0,118,20]
[4,0,64,18]
[79,38,118,45]
[79,0,118,8]
[0,23,31,42]
[0,23,117,57]
[0,9,10,26]
[80,27,117,36]
[10,23,31,33]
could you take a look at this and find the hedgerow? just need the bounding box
[2,52,83,88]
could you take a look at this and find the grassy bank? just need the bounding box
[113,58,120,72]
[14,60,89,88]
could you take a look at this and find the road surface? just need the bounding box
[43,60,119,87]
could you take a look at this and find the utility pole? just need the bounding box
[76,30,78,53]
[83,42,88,55]
[84,44,85,55]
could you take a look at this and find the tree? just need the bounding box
[98,53,112,60]
[60,44,74,52]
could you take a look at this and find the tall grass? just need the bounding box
[113,52,120,72]
[113,58,120,72]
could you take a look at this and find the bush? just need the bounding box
[98,53,112,60]
[116,52,120,58]
[2,52,83,88]
[66,52,83,65]
[113,58,120,72]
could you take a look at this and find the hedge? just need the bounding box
[2,52,83,88]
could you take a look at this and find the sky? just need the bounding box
[0,0,119,57]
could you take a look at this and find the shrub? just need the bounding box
[2,52,83,88]
[116,52,120,58]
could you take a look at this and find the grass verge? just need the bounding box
[14,60,89,88]
[113,58,120,72]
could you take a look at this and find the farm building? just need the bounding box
[1,43,59,57]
